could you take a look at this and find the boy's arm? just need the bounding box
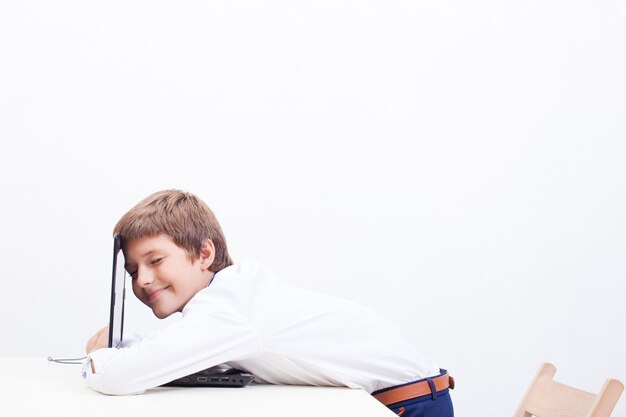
[82,308,260,395]
[83,329,151,378]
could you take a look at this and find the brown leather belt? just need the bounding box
[373,371,455,407]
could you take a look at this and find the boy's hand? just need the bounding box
[86,325,109,355]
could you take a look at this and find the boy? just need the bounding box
[84,190,454,417]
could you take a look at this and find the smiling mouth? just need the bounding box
[148,287,169,301]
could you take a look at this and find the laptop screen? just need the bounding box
[108,235,127,348]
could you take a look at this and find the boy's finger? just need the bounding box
[86,337,95,354]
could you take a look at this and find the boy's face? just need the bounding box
[124,234,214,319]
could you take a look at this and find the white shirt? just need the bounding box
[84,260,440,395]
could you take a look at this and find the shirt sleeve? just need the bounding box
[83,297,261,395]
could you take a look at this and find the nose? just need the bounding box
[134,266,154,287]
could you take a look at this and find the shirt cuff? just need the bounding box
[82,348,146,395]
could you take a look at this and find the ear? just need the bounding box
[198,238,216,271]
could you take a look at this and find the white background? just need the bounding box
[1,1,625,415]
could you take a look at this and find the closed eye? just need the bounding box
[151,257,164,265]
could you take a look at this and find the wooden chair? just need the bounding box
[513,363,624,417]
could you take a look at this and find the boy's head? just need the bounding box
[113,190,234,318]
[113,189,233,272]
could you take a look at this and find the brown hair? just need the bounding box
[113,189,233,272]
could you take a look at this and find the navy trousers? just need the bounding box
[385,389,453,417]
[372,371,454,417]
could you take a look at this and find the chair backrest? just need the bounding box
[513,363,623,417]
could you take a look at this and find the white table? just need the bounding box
[0,357,395,416]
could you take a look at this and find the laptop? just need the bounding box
[109,235,254,387]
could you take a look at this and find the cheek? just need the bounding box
[131,283,143,299]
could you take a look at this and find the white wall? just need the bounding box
[1,1,625,415]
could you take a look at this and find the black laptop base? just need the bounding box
[162,367,254,388]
